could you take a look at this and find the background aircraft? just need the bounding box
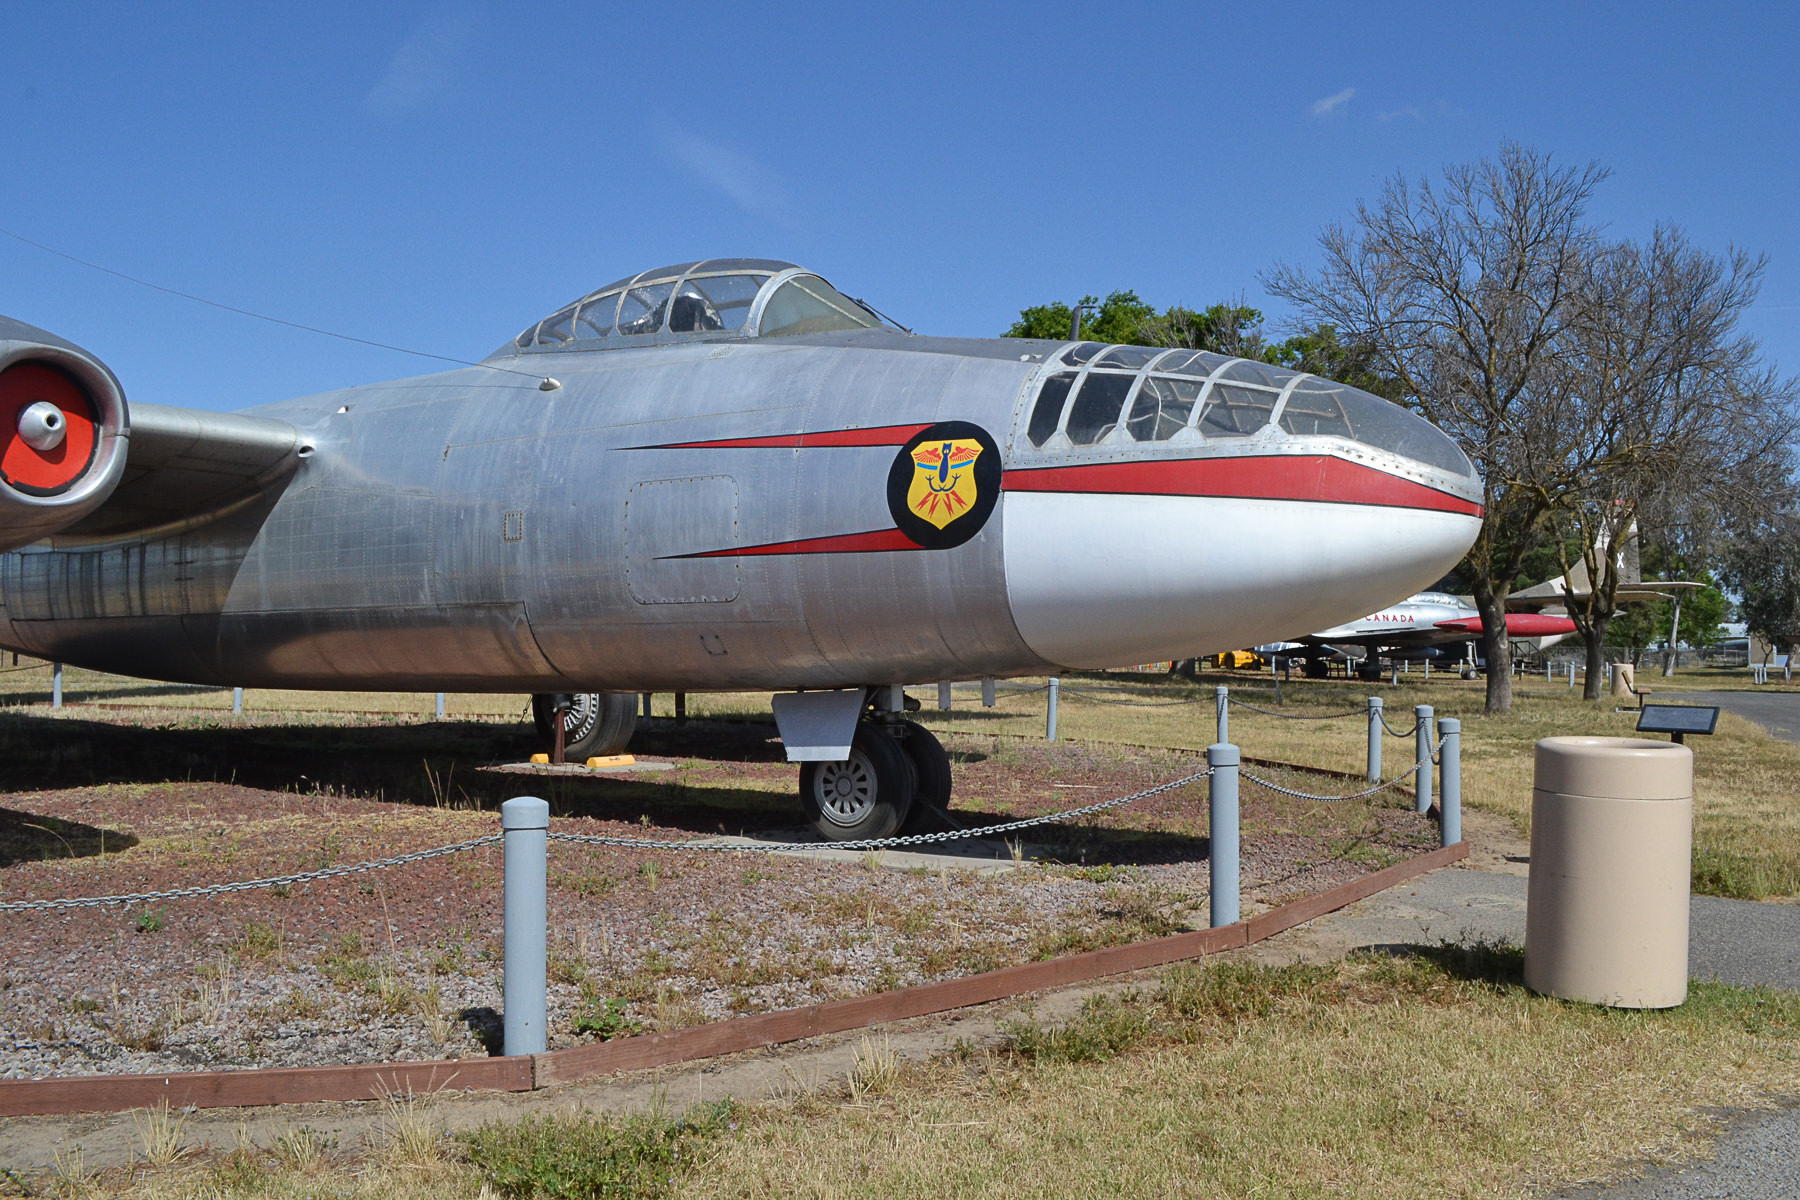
[1264,592,1577,680]
[0,260,1483,839]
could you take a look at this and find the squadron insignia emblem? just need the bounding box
[885,421,1002,549]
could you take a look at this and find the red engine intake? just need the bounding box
[0,318,130,551]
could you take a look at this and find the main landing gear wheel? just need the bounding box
[897,721,955,834]
[531,692,636,760]
[800,722,916,842]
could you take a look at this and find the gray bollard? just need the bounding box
[1424,659,1431,682]
[1208,743,1240,927]
[1438,718,1461,846]
[1046,676,1059,741]
[436,692,446,720]
[1367,696,1383,781]
[1414,704,1434,815]
[938,681,952,711]
[501,796,549,1057]
[52,663,62,709]
[233,687,244,715]
[981,676,996,707]
[1216,685,1229,744]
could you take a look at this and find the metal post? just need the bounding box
[1438,718,1461,847]
[1414,704,1434,815]
[233,687,244,715]
[1663,591,1683,678]
[982,676,996,707]
[1367,696,1383,782]
[641,692,652,719]
[435,692,446,719]
[1424,659,1430,682]
[1216,685,1229,744]
[1569,662,1576,689]
[51,663,62,709]
[502,796,549,1057]
[1208,743,1240,927]
[1046,677,1059,741]
[938,681,952,710]
[675,692,687,727]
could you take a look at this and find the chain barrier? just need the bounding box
[1226,697,1365,721]
[0,835,502,913]
[1239,735,1447,803]
[548,766,1215,855]
[1378,714,1422,738]
[1057,687,1208,708]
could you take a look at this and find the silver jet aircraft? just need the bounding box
[0,260,1483,839]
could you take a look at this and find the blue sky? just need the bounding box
[2,2,1796,412]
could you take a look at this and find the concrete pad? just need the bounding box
[1252,864,1800,993]
[482,760,676,777]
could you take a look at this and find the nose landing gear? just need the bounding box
[798,716,956,842]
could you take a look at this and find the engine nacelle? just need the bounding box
[0,317,130,551]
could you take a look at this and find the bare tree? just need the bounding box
[1547,228,1797,696]
[1265,143,1609,712]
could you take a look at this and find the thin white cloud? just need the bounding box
[1311,87,1357,117]
[365,7,476,117]
[655,123,796,228]
[1378,105,1424,123]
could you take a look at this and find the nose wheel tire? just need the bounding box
[800,723,916,842]
[896,721,955,834]
[531,692,637,760]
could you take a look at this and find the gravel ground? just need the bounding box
[0,711,1436,1080]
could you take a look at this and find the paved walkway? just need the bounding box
[1265,866,1800,1199]
[1661,690,1800,745]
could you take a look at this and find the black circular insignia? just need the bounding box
[885,421,1003,550]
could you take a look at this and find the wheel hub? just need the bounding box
[814,751,877,826]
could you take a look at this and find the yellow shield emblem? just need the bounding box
[906,438,984,529]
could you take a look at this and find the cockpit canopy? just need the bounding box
[499,260,882,356]
[1024,342,1475,478]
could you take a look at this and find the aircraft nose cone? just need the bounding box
[1000,453,1481,669]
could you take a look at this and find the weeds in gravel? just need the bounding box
[233,919,283,961]
[573,993,643,1040]
[134,904,166,933]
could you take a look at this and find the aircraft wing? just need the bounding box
[52,403,304,543]
[3,314,303,550]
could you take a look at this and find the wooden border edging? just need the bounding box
[0,841,1467,1116]
[0,1056,532,1118]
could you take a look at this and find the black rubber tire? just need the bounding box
[897,721,955,834]
[531,692,637,760]
[1302,658,1330,679]
[799,723,916,842]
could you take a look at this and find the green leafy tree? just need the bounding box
[1725,513,1800,660]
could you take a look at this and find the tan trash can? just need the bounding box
[1610,662,1637,698]
[1524,736,1692,1008]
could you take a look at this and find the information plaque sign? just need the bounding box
[1635,704,1720,744]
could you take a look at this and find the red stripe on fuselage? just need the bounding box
[638,423,931,450]
[1003,455,1483,517]
[670,528,921,559]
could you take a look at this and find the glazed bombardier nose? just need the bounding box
[1000,340,1483,668]
[18,401,66,452]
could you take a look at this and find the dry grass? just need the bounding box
[688,953,1800,1199]
[897,670,1800,900]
